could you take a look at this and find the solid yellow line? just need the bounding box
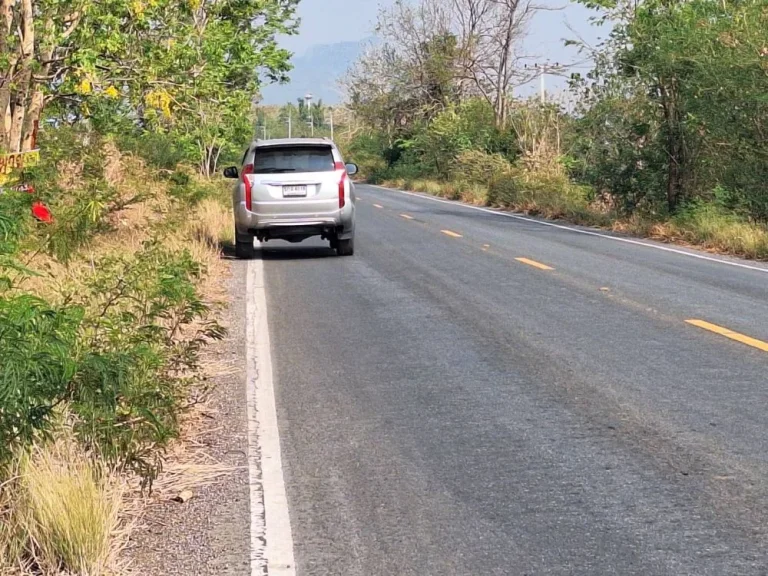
[441,229,463,238]
[515,257,554,271]
[373,203,383,209]
[686,319,768,353]
[400,214,414,220]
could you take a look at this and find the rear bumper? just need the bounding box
[233,201,355,240]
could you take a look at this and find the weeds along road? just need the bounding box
[246,183,768,576]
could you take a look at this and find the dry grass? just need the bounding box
[189,197,234,250]
[380,176,768,261]
[124,399,240,510]
[1,461,31,575]
[21,441,125,575]
[651,207,768,259]
[1,435,130,576]
[460,182,490,206]
[19,157,233,306]
[384,178,491,206]
[183,196,233,302]
[145,444,239,502]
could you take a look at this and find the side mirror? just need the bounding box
[345,163,359,176]
[223,166,239,179]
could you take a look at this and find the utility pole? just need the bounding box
[286,108,292,138]
[329,108,334,141]
[529,62,561,104]
[304,93,313,137]
[261,125,267,140]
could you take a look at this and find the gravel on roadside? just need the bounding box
[126,259,253,576]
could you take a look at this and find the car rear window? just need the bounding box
[251,145,335,174]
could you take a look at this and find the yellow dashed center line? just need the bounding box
[373,203,383,209]
[400,214,414,220]
[441,229,463,238]
[686,319,768,353]
[515,257,554,271]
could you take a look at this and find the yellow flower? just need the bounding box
[104,85,120,99]
[77,79,92,95]
[144,89,173,119]
[131,0,145,16]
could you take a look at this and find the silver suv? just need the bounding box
[224,138,358,258]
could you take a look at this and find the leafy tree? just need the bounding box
[573,0,768,214]
[0,0,299,176]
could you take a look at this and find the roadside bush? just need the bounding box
[341,131,388,180]
[23,128,139,263]
[669,202,768,259]
[0,193,33,289]
[450,150,512,187]
[369,160,429,184]
[488,168,593,220]
[0,241,224,482]
[0,295,81,463]
[69,241,225,481]
[118,131,191,171]
[168,177,216,207]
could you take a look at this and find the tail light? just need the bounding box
[335,162,347,209]
[242,163,254,210]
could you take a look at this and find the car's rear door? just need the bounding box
[246,144,342,218]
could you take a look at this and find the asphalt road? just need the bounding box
[261,184,768,575]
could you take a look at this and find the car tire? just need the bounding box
[336,237,354,256]
[235,236,255,259]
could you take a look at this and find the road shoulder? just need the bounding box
[126,259,252,575]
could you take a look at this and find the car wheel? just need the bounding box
[235,236,255,259]
[336,236,354,256]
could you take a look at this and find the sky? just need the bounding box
[280,0,383,56]
[274,0,607,102]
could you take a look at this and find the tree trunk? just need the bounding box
[0,91,10,151]
[21,87,43,151]
[659,79,685,212]
[0,0,9,53]
[6,0,34,153]
[0,0,14,151]
[7,77,28,153]
[212,145,222,176]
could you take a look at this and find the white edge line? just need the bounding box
[247,247,297,576]
[369,185,768,275]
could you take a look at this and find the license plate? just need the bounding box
[282,185,307,197]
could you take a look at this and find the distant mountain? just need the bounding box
[259,39,372,106]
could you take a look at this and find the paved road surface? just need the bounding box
[261,184,768,575]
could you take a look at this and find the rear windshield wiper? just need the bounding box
[254,168,297,173]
